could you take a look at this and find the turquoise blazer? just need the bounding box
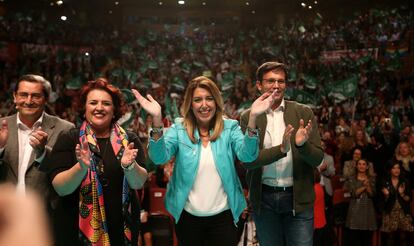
[149,118,259,223]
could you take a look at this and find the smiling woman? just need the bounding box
[133,75,277,245]
[44,78,148,246]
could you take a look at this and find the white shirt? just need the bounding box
[184,142,229,216]
[16,113,44,194]
[261,100,294,187]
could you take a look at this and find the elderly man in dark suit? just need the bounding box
[240,62,324,246]
[0,74,74,208]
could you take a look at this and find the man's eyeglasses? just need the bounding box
[16,92,44,100]
[262,79,286,85]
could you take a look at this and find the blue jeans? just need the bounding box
[253,188,314,246]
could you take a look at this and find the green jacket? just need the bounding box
[240,100,323,214]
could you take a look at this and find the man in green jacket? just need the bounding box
[240,61,324,246]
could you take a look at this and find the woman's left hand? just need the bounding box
[250,90,278,117]
[121,142,138,168]
[398,183,405,195]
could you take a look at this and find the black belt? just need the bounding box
[262,184,293,193]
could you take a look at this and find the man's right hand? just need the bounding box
[281,124,294,153]
[0,120,8,149]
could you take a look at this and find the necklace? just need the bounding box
[98,138,110,186]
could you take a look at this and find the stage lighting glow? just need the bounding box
[202,2,206,5]
[251,10,256,14]
[245,1,250,6]
[158,1,163,5]
[178,0,185,5]
[308,5,312,9]
[60,16,67,21]
[56,0,63,5]
[314,1,318,4]
[301,3,306,7]
[115,1,119,5]
[85,52,90,56]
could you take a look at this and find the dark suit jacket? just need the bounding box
[240,100,324,213]
[0,113,74,210]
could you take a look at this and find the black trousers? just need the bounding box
[175,209,239,246]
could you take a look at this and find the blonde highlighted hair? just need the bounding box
[180,76,224,143]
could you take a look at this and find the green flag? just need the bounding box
[121,89,136,104]
[137,37,147,47]
[294,89,318,107]
[289,68,297,82]
[66,76,82,90]
[139,63,148,74]
[119,111,136,130]
[125,70,138,83]
[172,77,186,90]
[121,45,132,55]
[181,63,191,74]
[329,76,358,101]
[172,98,180,120]
[386,57,403,71]
[221,73,234,91]
[164,95,172,119]
[138,78,152,89]
[302,74,318,90]
[392,112,401,131]
[193,61,204,68]
[148,60,158,70]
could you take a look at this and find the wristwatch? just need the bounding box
[121,161,135,171]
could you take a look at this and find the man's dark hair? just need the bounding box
[256,62,288,81]
[15,74,52,100]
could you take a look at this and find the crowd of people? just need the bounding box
[0,3,414,246]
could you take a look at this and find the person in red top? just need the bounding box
[313,170,327,246]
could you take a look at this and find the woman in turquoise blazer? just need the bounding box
[133,76,277,245]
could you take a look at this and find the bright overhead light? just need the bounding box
[251,10,256,14]
[158,1,163,5]
[202,2,206,5]
[308,5,312,9]
[178,0,185,4]
[56,0,63,5]
[301,2,306,7]
[314,1,318,4]
[85,52,90,56]
[115,1,119,5]
[245,1,250,5]
[60,15,67,21]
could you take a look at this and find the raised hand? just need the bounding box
[121,142,138,168]
[75,142,91,170]
[29,126,48,157]
[318,161,328,172]
[398,183,405,195]
[250,90,278,117]
[295,119,312,147]
[132,89,162,126]
[0,119,8,148]
[381,187,389,197]
[281,124,294,153]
